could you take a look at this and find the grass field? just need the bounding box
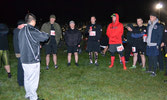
[0,34,167,100]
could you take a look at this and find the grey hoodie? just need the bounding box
[147,19,159,46]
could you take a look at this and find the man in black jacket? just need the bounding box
[129,18,146,71]
[85,16,102,66]
[13,20,25,86]
[125,24,133,62]
[0,23,12,78]
[18,13,49,100]
[65,21,82,66]
[161,23,167,76]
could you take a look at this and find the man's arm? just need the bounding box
[31,28,49,42]
[157,25,164,46]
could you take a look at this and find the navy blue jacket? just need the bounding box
[146,23,164,46]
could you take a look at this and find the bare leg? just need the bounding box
[68,53,72,63]
[46,54,50,66]
[133,53,138,66]
[103,46,108,55]
[4,65,10,73]
[141,54,146,67]
[74,52,78,63]
[53,54,57,65]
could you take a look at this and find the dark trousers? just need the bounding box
[166,57,167,73]
[158,47,164,71]
[125,43,132,61]
[17,58,24,86]
[148,56,158,73]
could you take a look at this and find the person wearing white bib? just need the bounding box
[85,16,102,66]
[41,15,62,70]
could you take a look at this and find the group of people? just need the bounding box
[125,12,166,77]
[0,12,166,100]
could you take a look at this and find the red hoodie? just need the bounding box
[106,13,124,44]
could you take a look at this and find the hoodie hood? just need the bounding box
[112,13,120,25]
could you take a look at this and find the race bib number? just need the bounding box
[89,31,96,36]
[117,45,124,52]
[50,30,56,36]
[132,47,136,52]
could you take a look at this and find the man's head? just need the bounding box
[50,14,56,24]
[25,13,36,26]
[69,21,75,29]
[126,24,133,32]
[150,12,158,23]
[137,18,143,27]
[90,16,96,24]
[111,13,117,23]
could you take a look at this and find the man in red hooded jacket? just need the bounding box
[106,13,127,70]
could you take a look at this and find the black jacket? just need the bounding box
[85,24,102,42]
[162,27,167,45]
[126,31,133,44]
[18,24,49,64]
[0,35,8,50]
[0,24,9,50]
[162,27,167,53]
[65,28,82,47]
[13,28,20,54]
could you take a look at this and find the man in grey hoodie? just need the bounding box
[146,12,164,77]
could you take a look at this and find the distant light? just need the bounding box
[156,3,163,9]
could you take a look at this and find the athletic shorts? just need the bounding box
[132,44,146,54]
[67,46,78,53]
[0,50,9,66]
[45,37,57,54]
[109,44,124,53]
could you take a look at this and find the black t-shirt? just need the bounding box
[85,24,102,42]
[50,24,56,43]
[0,35,8,50]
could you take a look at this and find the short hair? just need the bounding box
[91,16,96,19]
[25,13,36,23]
[137,18,143,21]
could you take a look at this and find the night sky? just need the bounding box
[0,0,166,27]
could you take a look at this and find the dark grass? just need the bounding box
[0,34,167,100]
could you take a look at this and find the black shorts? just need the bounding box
[109,44,124,53]
[132,43,146,54]
[67,46,78,53]
[45,42,57,54]
[87,41,100,52]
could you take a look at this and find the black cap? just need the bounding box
[150,12,158,18]
[126,24,134,29]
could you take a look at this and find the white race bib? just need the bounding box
[132,47,136,52]
[89,31,96,36]
[50,30,56,36]
[117,45,124,52]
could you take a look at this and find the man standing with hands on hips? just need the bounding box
[41,14,62,70]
